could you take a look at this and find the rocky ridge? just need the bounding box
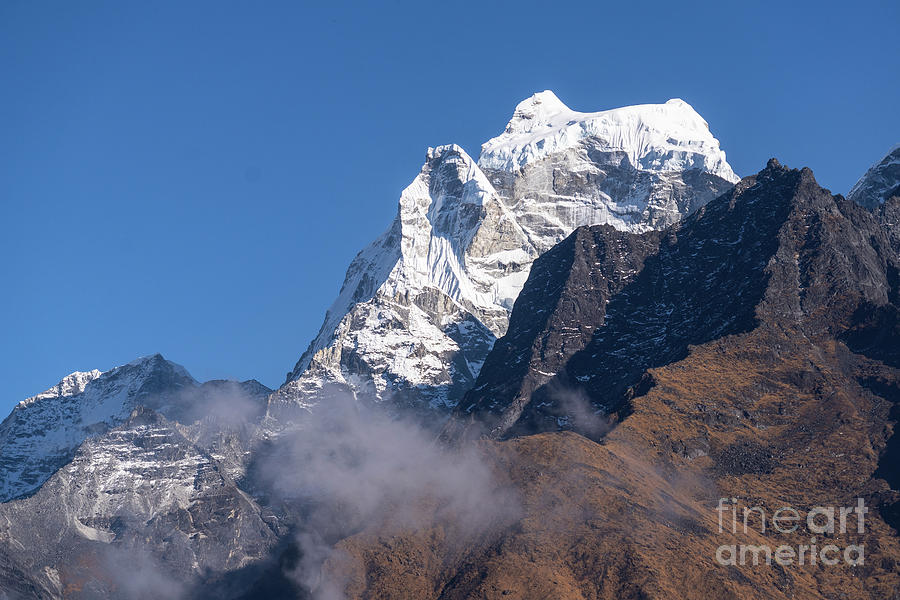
[333,160,900,599]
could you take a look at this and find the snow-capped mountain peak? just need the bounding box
[503,90,572,134]
[479,91,739,183]
[0,354,197,501]
[18,369,103,409]
[278,143,531,413]
[273,93,741,420]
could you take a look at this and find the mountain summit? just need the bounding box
[271,92,739,422]
[0,354,197,501]
[0,354,271,502]
[479,91,737,182]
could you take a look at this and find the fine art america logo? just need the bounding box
[715,498,867,567]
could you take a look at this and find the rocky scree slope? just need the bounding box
[0,406,278,599]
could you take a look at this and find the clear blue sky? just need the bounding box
[2,0,898,413]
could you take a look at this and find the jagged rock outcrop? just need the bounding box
[443,224,662,439]
[273,92,739,421]
[0,546,54,599]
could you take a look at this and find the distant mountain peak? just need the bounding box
[849,144,900,210]
[0,353,197,501]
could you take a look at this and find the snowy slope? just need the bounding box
[848,144,900,210]
[0,406,278,597]
[273,91,740,420]
[275,144,529,418]
[0,355,197,502]
[0,356,273,503]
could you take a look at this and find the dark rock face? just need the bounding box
[451,159,900,440]
[446,225,662,439]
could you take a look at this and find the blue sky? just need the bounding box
[1,0,898,413]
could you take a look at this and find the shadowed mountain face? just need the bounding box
[450,160,900,440]
[0,546,55,599]
[444,224,663,439]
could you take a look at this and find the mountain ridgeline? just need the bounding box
[1,90,900,599]
[447,159,900,440]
